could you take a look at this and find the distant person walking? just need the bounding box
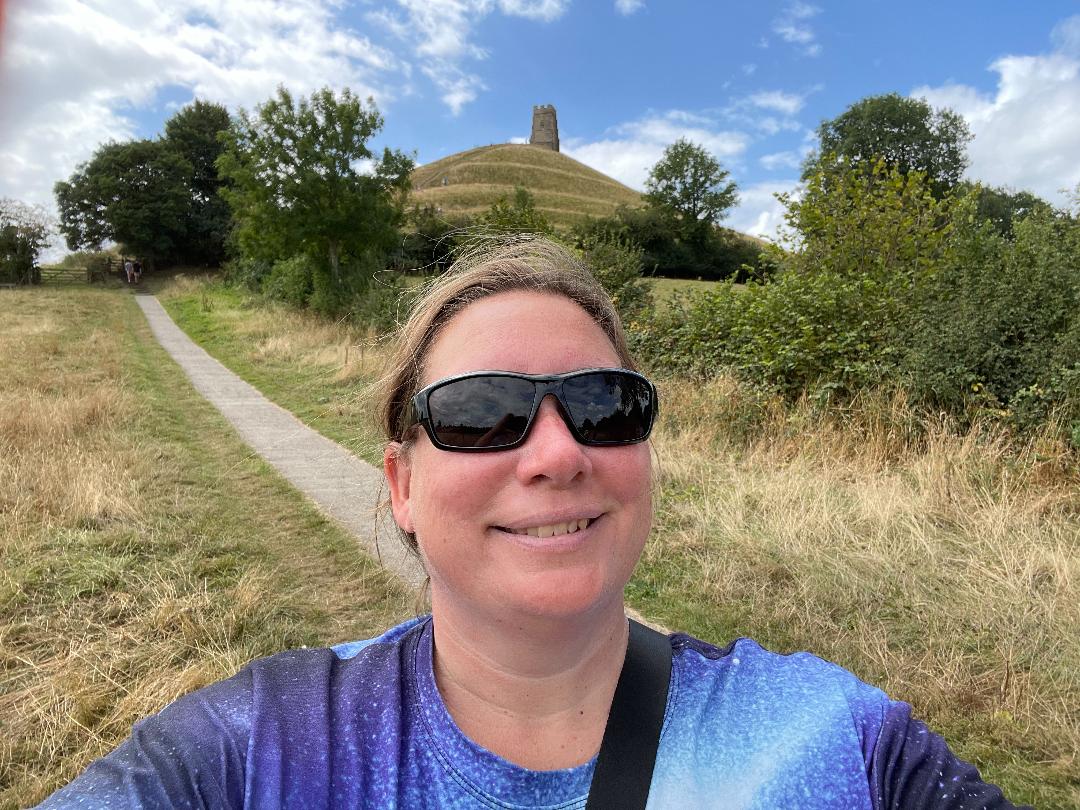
[124,259,134,284]
[133,260,142,283]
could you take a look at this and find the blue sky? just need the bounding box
[3,0,1080,248]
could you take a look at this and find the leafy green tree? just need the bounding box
[54,139,191,266]
[804,93,972,196]
[217,86,413,306]
[644,139,738,237]
[958,182,1054,238]
[163,100,232,265]
[0,198,53,284]
[480,186,552,234]
[639,157,959,397]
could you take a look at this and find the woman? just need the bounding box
[42,237,1025,808]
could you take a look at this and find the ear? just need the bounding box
[384,442,415,534]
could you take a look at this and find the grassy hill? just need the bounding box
[409,143,643,230]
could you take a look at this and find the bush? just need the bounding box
[263,255,314,308]
[222,256,271,292]
[394,204,473,274]
[903,208,1080,431]
[580,234,653,326]
[572,206,767,282]
[349,271,410,334]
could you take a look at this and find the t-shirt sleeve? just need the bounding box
[36,668,253,810]
[868,700,1031,810]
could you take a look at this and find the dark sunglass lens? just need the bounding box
[562,372,654,443]
[427,376,536,448]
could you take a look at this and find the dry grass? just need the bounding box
[0,287,410,806]
[641,377,1079,803]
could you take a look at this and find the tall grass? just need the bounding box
[0,287,410,806]
[639,377,1079,805]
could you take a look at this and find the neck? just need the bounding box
[429,594,629,770]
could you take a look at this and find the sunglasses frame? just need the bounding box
[403,367,658,452]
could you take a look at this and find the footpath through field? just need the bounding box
[135,294,425,589]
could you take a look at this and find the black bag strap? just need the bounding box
[586,618,672,810]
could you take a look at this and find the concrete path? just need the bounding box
[135,295,425,589]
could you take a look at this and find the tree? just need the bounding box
[804,93,972,196]
[957,182,1053,238]
[163,100,232,265]
[0,198,53,284]
[54,139,191,266]
[480,186,552,234]
[217,86,413,300]
[644,139,738,237]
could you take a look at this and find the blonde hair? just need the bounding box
[373,234,637,557]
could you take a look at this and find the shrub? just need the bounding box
[902,208,1080,432]
[579,234,653,325]
[262,255,314,308]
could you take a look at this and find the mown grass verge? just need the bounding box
[0,284,412,806]
[159,277,1080,808]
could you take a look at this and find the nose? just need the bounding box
[515,395,592,485]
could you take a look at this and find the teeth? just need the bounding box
[519,518,591,538]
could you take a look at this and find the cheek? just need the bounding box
[600,444,653,518]
[407,449,505,532]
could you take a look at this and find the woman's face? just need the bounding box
[385,290,653,624]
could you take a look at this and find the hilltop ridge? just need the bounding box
[409,143,643,229]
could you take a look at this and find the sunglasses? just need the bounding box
[403,368,658,452]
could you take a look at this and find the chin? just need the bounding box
[496,571,624,621]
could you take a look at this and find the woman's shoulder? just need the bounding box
[667,632,889,729]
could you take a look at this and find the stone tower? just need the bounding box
[529,105,559,152]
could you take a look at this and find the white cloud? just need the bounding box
[742,63,758,76]
[615,0,645,15]
[723,88,813,137]
[498,0,570,22]
[563,110,749,191]
[0,0,399,216]
[726,181,798,241]
[914,14,1080,205]
[760,151,802,171]
[772,2,821,57]
[748,90,806,116]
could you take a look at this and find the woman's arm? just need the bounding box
[869,701,1030,810]
[36,671,251,809]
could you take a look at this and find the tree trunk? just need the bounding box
[328,242,341,286]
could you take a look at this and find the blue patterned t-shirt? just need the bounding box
[40,617,1022,809]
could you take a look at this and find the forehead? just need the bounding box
[421,291,622,384]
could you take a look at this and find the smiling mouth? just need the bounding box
[497,518,594,538]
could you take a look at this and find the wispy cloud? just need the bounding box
[370,0,569,114]
[723,88,814,136]
[772,2,821,57]
[726,181,798,240]
[748,90,807,116]
[615,0,645,15]
[760,151,803,171]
